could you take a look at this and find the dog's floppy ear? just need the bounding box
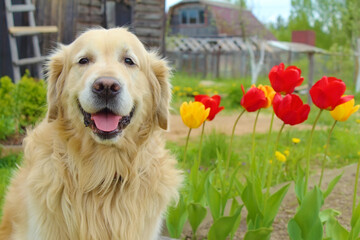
[45,45,67,122]
[148,52,171,130]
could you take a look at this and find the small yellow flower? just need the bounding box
[292,138,301,144]
[358,151,360,156]
[356,119,360,124]
[330,97,359,122]
[173,86,181,92]
[180,101,210,128]
[192,91,199,96]
[275,151,287,162]
[184,87,193,92]
[269,159,273,164]
[283,149,290,157]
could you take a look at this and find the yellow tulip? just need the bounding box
[330,98,359,122]
[253,84,276,108]
[275,151,286,162]
[292,138,301,144]
[180,101,210,128]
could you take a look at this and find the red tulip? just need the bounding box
[240,85,267,112]
[194,94,224,121]
[309,76,353,110]
[269,63,304,94]
[273,93,310,125]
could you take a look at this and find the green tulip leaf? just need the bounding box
[350,203,360,240]
[319,208,341,223]
[264,183,290,227]
[166,195,188,238]
[205,172,222,221]
[325,214,349,240]
[187,202,207,235]
[287,186,324,240]
[229,198,243,239]
[322,173,342,200]
[208,208,242,240]
[241,177,263,229]
[243,227,273,240]
[294,166,305,204]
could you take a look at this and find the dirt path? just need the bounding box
[165,113,358,239]
[166,113,312,142]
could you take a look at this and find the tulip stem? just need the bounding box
[197,121,206,169]
[318,120,337,188]
[266,122,285,198]
[251,109,261,177]
[226,109,246,171]
[304,109,323,196]
[262,111,275,186]
[182,128,192,168]
[353,157,360,212]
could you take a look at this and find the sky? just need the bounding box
[165,0,291,24]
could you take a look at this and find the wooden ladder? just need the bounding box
[4,0,58,82]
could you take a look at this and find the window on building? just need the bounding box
[179,8,205,24]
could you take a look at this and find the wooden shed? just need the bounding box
[35,0,166,49]
[0,0,166,79]
[168,0,276,40]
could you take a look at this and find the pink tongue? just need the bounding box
[91,112,122,132]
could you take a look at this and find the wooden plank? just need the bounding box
[9,26,58,36]
[132,21,163,29]
[134,4,163,12]
[6,4,35,12]
[77,13,103,24]
[134,13,162,21]
[78,5,103,15]
[135,0,163,6]
[14,56,47,66]
[78,0,102,7]
[134,27,162,37]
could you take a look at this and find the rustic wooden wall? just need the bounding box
[35,0,106,53]
[132,0,165,53]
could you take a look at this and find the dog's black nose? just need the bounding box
[92,77,121,98]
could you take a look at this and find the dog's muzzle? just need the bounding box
[79,77,135,140]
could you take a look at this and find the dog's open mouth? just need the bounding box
[80,105,135,139]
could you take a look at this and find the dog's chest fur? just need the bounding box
[22,124,181,240]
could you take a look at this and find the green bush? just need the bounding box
[14,71,47,129]
[0,72,47,140]
[0,77,16,139]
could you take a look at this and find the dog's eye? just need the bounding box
[124,58,135,66]
[78,58,89,65]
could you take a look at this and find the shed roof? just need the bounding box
[268,41,328,54]
[169,0,277,40]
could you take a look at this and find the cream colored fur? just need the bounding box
[0,28,182,240]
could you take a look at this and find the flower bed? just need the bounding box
[166,63,360,239]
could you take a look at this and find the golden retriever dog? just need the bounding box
[0,28,182,240]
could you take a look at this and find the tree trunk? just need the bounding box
[246,40,266,85]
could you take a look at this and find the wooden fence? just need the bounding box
[166,37,282,79]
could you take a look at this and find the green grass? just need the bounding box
[0,154,21,218]
[170,72,271,114]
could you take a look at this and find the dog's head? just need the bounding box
[46,28,171,144]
